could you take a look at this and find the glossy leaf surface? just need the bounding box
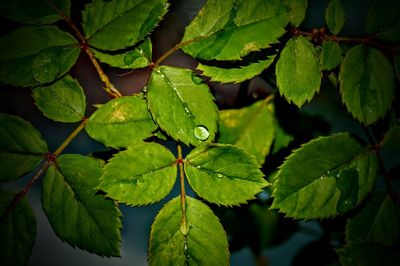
[0,0,70,25]
[147,66,218,146]
[321,40,342,70]
[32,75,86,122]
[0,26,80,87]
[182,0,288,60]
[86,95,157,148]
[82,0,168,51]
[42,154,122,256]
[271,133,379,219]
[339,45,395,125]
[0,191,36,266]
[99,142,177,206]
[185,144,268,206]
[218,99,275,164]
[283,0,308,27]
[0,114,47,181]
[92,38,151,69]
[325,0,345,34]
[197,56,275,84]
[149,196,229,266]
[276,36,321,106]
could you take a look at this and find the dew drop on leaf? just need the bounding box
[193,125,209,141]
[32,49,60,83]
[191,72,203,84]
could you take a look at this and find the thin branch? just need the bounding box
[177,144,189,236]
[53,118,89,157]
[47,0,122,98]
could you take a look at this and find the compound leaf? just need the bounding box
[337,241,400,266]
[32,75,86,123]
[42,154,122,257]
[147,66,218,146]
[92,38,152,69]
[0,190,36,266]
[346,191,400,246]
[0,114,47,181]
[197,56,275,84]
[381,124,400,151]
[339,45,395,125]
[149,196,229,266]
[99,142,177,206]
[321,40,342,70]
[276,36,321,107]
[271,133,379,219]
[185,144,268,206]
[82,0,168,51]
[283,0,308,27]
[218,99,276,164]
[182,0,288,60]
[325,0,345,35]
[86,95,157,148]
[0,26,80,87]
[0,0,70,25]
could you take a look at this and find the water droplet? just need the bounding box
[336,173,340,178]
[344,200,348,204]
[191,72,203,84]
[194,125,209,141]
[196,165,201,169]
[32,49,60,83]
[251,91,259,99]
[217,173,223,178]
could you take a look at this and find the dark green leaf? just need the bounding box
[346,191,400,246]
[283,0,308,27]
[271,123,293,154]
[276,36,321,106]
[197,56,275,84]
[381,124,400,151]
[82,0,168,51]
[86,95,158,148]
[0,0,70,25]
[147,66,218,146]
[149,196,229,266]
[218,99,275,164]
[339,45,395,125]
[325,0,345,35]
[321,40,342,70]
[0,26,80,87]
[185,144,268,206]
[0,191,36,266]
[32,75,86,122]
[337,241,400,266]
[92,38,152,69]
[271,133,379,219]
[0,114,47,181]
[42,154,122,257]
[394,54,400,82]
[99,142,177,206]
[182,0,288,60]
[366,0,400,35]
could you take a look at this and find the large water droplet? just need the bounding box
[191,72,203,84]
[194,125,209,141]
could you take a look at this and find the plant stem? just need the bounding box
[53,118,89,157]
[47,0,122,98]
[177,144,189,236]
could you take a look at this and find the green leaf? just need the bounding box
[147,66,218,146]
[182,0,288,60]
[325,0,345,35]
[86,95,157,148]
[99,142,177,206]
[0,26,80,87]
[218,99,276,164]
[0,190,36,266]
[0,114,47,181]
[271,133,379,219]
[339,45,395,125]
[185,144,268,206]
[381,124,400,151]
[92,38,152,69]
[149,196,229,266]
[346,191,400,246]
[197,56,275,84]
[321,40,342,70]
[337,241,400,266]
[271,123,293,154]
[0,0,70,25]
[42,154,122,257]
[82,0,168,51]
[32,75,86,123]
[283,0,308,27]
[366,0,400,36]
[276,36,321,106]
